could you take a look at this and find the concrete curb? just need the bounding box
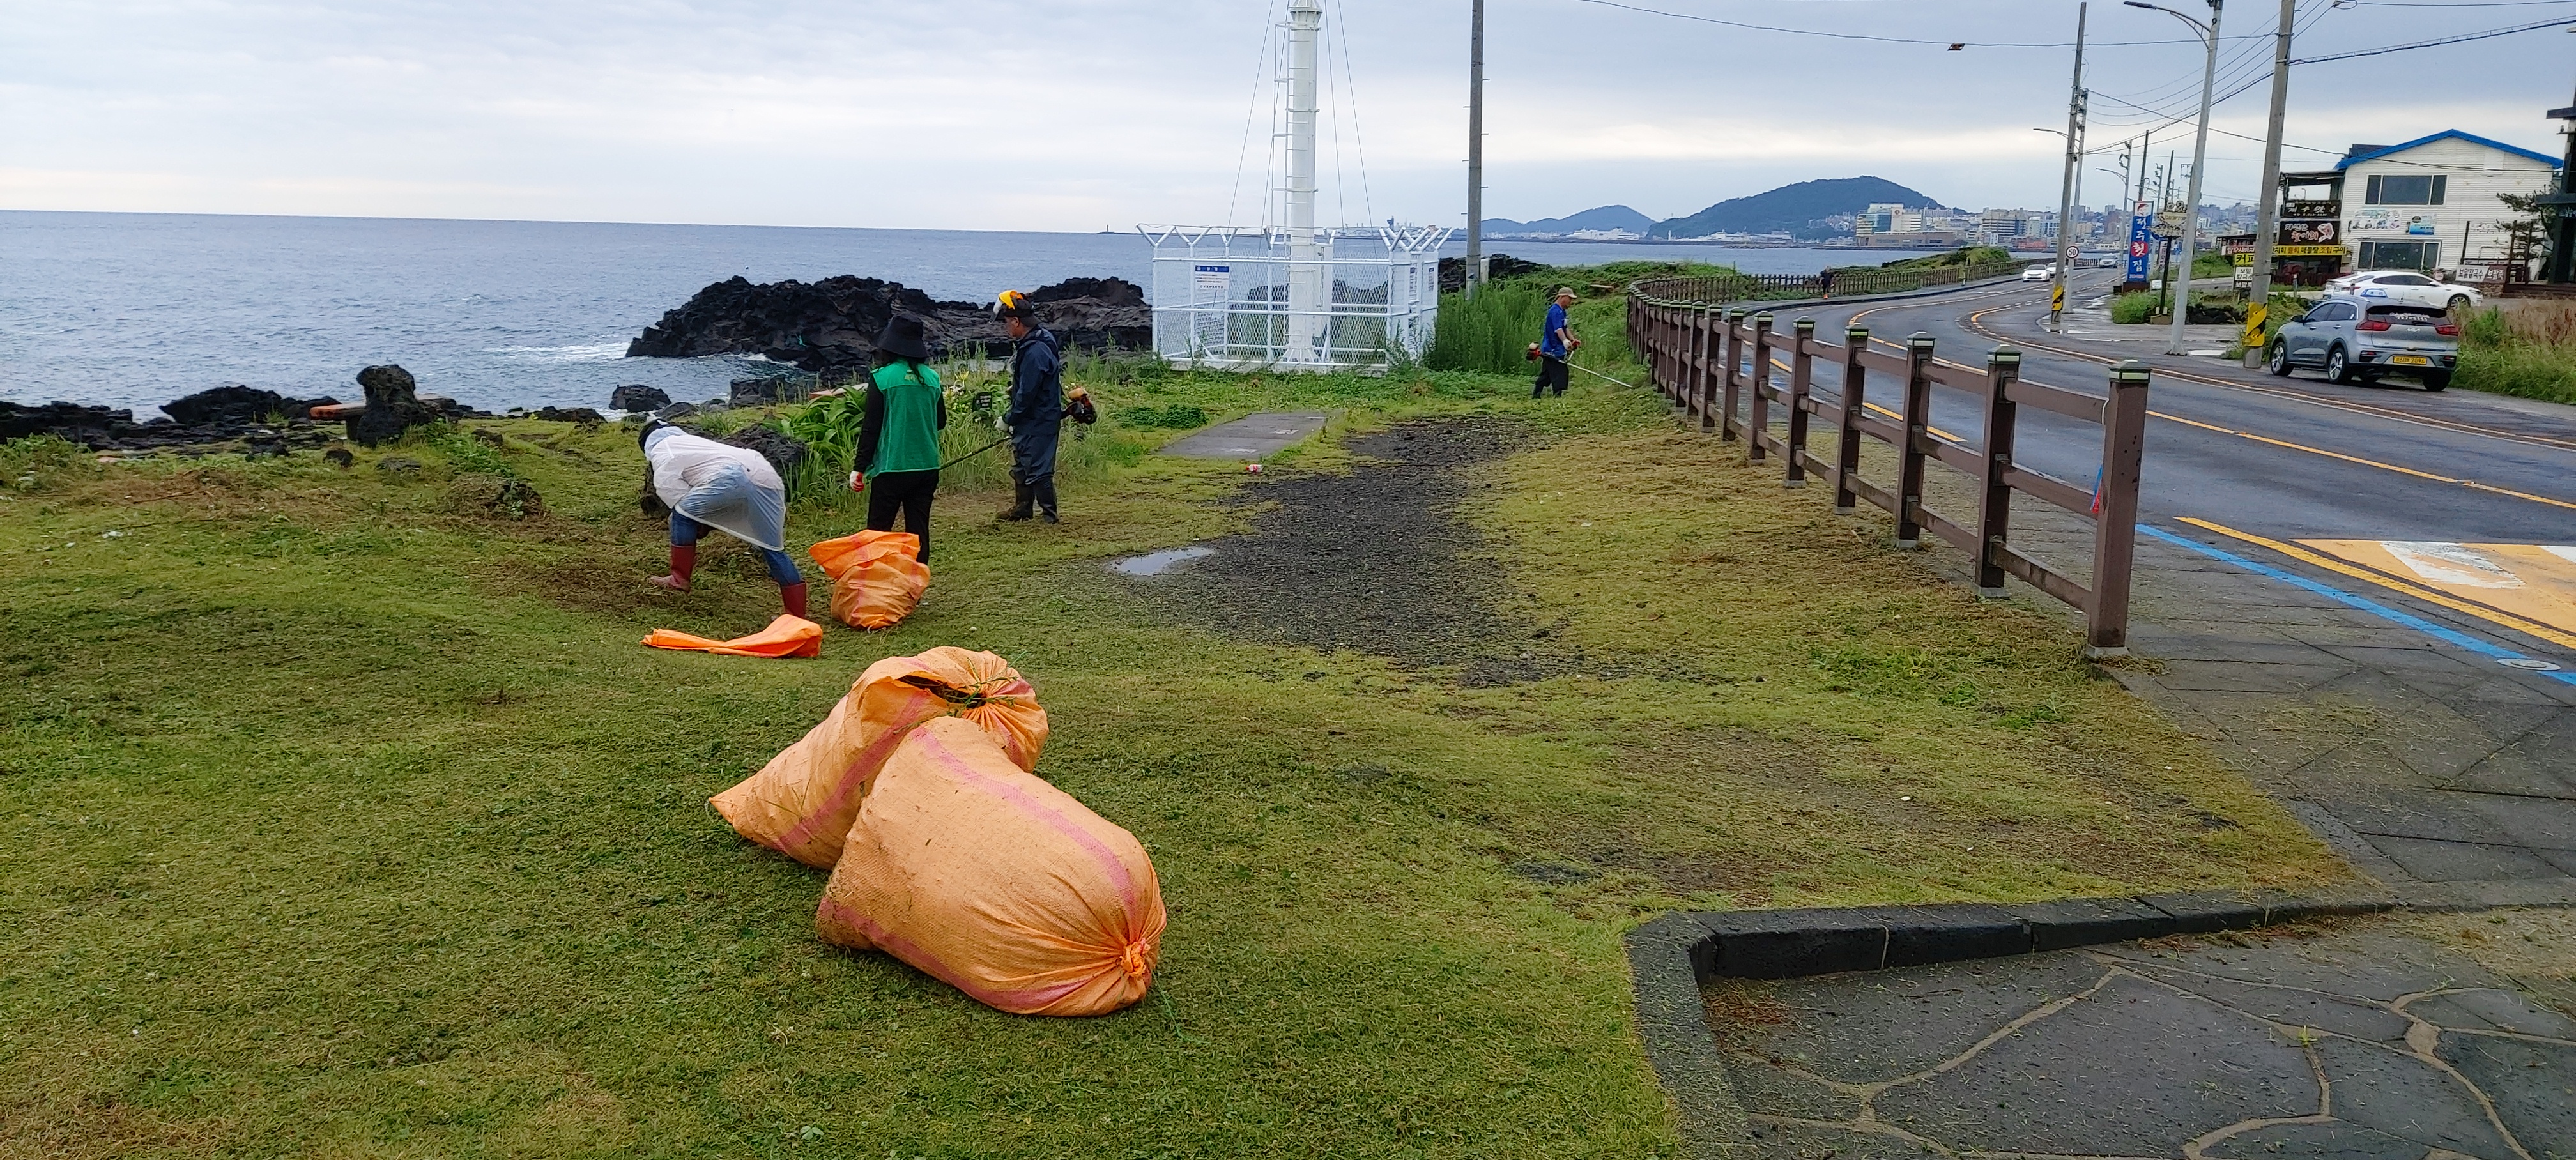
[1625,885,2576,1160]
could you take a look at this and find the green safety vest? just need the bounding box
[868,362,944,476]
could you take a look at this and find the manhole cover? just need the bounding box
[2500,657,2563,671]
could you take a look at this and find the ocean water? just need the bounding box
[0,211,1858,416]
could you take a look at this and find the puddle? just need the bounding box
[1112,546,1215,577]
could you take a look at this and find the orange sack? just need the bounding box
[816,717,1165,1016]
[710,646,1046,868]
[642,614,822,658]
[808,530,929,630]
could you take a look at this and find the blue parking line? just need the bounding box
[2136,523,2576,687]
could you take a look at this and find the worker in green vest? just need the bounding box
[852,314,946,563]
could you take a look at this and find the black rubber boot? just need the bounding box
[999,483,1034,521]
[1034,475,1059,523]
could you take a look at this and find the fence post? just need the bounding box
[1696,307,1717,431]
[1720,309,1745,442]
[1893,332,1936,549]
[1833,325,1869,514]
[1785,318,1815,489]
[2086,361,2153,657]
[1973,345,2023,597]
[1746,314,1775,462]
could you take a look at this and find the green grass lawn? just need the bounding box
[0,294,2347,1157]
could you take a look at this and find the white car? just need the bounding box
[2020,264,2058,282]
[2320,270,2481,312]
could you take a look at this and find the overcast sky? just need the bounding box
[4,1,2568,231]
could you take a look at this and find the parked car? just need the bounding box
[2020,264,2057,282]
[2266,295,2459,390]
[2318,270,2481,312]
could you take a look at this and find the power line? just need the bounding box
[2291,13,2576,59]
[1565,0,2260,47]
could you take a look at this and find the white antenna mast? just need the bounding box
[1284,0,1325,362]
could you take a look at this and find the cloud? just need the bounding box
[2,0,2566,229]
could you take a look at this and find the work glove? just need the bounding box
[848,471,867,492]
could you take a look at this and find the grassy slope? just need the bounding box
[0,297,2344,1158]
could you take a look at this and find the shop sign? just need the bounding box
[2278,218,2338,246]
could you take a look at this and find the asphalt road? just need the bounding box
[1769,271,2576,546]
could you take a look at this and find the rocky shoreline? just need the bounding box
[5,270,1155,454]
[625,273,1153,376]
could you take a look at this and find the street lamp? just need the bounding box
[2126,0,2223,355]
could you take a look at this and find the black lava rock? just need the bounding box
[627,274,1151,374]
[729,377,798,408]
[161,385,337,426]
[348,365,443,448]
[714,423,806,483]
[610,384,670,411]
[535,407,605,424]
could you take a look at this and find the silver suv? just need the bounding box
[2266,294,2460,391]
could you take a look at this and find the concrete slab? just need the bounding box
[1708,921,2574,1160]
[1156,411,1330,460]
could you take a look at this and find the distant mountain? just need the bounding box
[1653,177,1942,240]
[1480,204,1657,235]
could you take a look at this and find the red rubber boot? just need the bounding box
[780,581,809,620]
[649,544,696,591]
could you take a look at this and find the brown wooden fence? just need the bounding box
[1624,292,2152,656]
[1630,258,2027,307]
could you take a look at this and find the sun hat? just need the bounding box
[1552,286,1577,299]
[875,314,931,360]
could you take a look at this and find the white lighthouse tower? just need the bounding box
[1140,0,1449,372]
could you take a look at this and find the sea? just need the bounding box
[0,210,1864,416]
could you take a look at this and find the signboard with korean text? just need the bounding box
[2279,219,2338,246]
[2281,199,2339,218]
[2273,244,2347,257]
[2124,211,2153,283]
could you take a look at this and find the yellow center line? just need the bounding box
[2176,517,2576,650]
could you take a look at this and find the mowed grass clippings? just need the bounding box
[3,305,2341,1158]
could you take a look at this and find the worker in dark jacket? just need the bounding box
[994,289,1065,523]
[852,314,946,562]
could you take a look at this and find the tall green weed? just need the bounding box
[2455,302,2576,404]
[1425,285,1549,374]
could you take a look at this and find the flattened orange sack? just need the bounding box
[641,614,822,658]
[808,530,928,630]
[710,647,1046,868]
[816,717,1165,1017]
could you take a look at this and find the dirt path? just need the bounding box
[1136,417,1574,685]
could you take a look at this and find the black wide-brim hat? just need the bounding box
[875,314,932,361]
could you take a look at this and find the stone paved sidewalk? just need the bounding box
[1713,915,2575,1160]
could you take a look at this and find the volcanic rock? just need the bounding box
[1437,252,1542,294]
[348,365,443,447]
[626,274,1152,374]
[535,407,606,424]
[714,424,806,483]
[729,377,798,408]
[162,385,341,425]
[609,384,670,411]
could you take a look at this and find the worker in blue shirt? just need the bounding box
[1533,286,1579,399]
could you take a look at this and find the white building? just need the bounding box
[2335,130,2559,273]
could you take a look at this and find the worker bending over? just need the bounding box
[994,289,1065,523]
[641,418,807,618]
[854,314,946,562]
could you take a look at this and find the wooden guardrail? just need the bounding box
[1624,293,2152,657]
[1630,259,2026,306]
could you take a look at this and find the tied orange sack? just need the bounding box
[641,614,822,658]
[808,530,929,630]
[710,647,1046,868]
[816,717,1165,1016]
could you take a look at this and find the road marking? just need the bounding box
[1958,303,2576,454]
[2296,539,2576,639]
[2145,413,2576,512]
[2140,523,2576,685]
[2173,518,2576,652]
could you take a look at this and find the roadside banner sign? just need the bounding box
[2125,213,2152,283]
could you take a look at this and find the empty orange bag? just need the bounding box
[816,717,1165,1016]
[710,646,1047,868]
[808,530,929,630]
[642,614,822,658]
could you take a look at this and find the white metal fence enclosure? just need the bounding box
[1142,225,1449,371]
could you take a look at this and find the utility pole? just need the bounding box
[1465,0,1485,297]
[2152,0,2224,356]
[2242,0,2294,362]
[2050,3,2089,333]
[2545,77,2576,284]
[1284,0,1324,362]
